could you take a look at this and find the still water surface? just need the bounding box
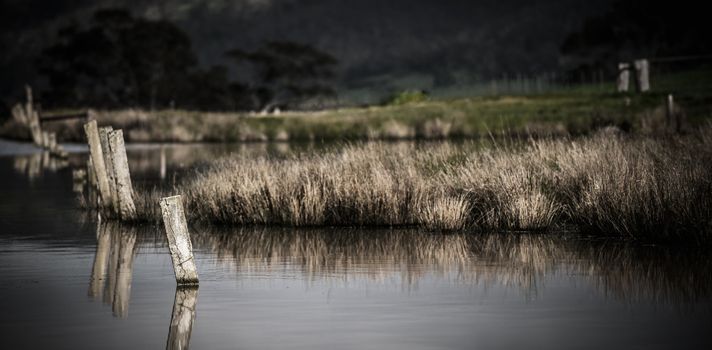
[1,141,711,349]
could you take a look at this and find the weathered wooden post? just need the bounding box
[84,120,113,208]
[108,129,136,220]
[160,195,199,285]
[160,146,166,180]
[25,86,43,146]
[634,59,650,92]
[166,287,198,350]
[98,126,118,212]
[11,104,28,125]
[666,94,675,132]
[40,131,49,149]
[617,62,630,92]
[47,132,57,152]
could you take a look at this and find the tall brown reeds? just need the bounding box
[133,127,712,241]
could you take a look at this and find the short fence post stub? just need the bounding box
[108,129,136,220]
[160,195,199,285]
[84,120,112,207]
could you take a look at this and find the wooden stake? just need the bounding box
[617,62,630,92]
[84,120,112,208]
[108,129,136,220]
[634,59,650,92]
[98,126,117,212]
[160,195,199,285]
[41,131,50,149]
[47,132,57,152]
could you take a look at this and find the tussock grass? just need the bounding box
[133,128,712,241]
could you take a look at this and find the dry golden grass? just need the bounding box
[131,127,712,241]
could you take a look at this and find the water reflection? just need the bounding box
[88,221,138,318]
[166,287,198,350]
[190,226,712,307]
[12,151,70,180]
[88,221,199,349]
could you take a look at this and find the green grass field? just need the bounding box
[2,69,711,143]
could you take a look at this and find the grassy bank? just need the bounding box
[3,91,708,143]
[132,127,712,242]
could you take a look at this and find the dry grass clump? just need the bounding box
[133,128,712,241]
[420,195,471,231]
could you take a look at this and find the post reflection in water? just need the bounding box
[88,221,138,318]
[82,223,712,348]
[166,287,199,350]
[87,221,200,350]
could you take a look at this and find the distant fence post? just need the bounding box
[108,129,136,220]
[634,59,650,92]
[160,195,199,285]
[84,120,112,207]
[666,94,675,132]
[41,131,50,149]
[98,126,118,213]
[47,132,57,152]
[617,62,630,92]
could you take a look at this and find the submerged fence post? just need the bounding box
[108,129,136,220]
[84,120,112,207]
[98,126,117,212]
[634,58,650,92]
[160,195,199,285]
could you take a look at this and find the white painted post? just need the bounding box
[634,59,650,92]
[108,129,136,220]
[84,120,112,208]
[617,62,630,92]
[160,195,199,285]
[98,126,117,212]
[166,287,198,350]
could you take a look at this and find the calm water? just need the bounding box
[1,141,712,350]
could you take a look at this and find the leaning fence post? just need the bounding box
[98,126,118,212]
[108,129,136,220]
[160,195,199,285]
[84,120,112,208]
[634,58,650,92]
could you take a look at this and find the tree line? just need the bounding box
[37,8,337,112]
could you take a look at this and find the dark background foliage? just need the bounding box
[1,0,711,114]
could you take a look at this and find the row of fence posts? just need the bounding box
[11,86,69,158]
[80,119,199,286]
[617,59,685,133]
